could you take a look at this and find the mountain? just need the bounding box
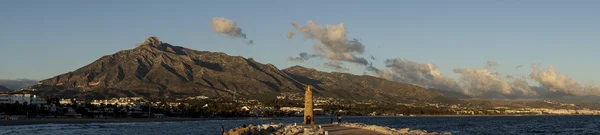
[283,66,447,102]
[35,37,449,102]
[0,85,10,92]
[0,79,37,90]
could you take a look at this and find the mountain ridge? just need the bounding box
[34,37,449,102]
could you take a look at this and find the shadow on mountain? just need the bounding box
[193,59,223,71]
[158,43,188,55]
[283,72,324,90]
[259,80,280,91]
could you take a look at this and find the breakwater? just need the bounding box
[224,122,452,135]
[339,122,452,135]
[224,123,326,135]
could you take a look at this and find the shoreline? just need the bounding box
[330,114,600,117]
[0,117,250,126]
[2,115,597,126]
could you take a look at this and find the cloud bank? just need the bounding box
[375,58,598,99]
[530,65,600,96]
[381,58,459,92]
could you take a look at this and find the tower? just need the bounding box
[303,85,315,124]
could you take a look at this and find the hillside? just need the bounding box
[35,37,448,102]
[0,85,10,92]
[283,66,446,102]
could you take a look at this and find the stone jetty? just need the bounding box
[339,123,452,135]
[224,122,452,135]
[223,123,283,135]
[223,123,325,135]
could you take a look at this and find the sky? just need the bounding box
[1,1,599,98]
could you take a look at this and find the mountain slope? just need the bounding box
[37,37,306,99]
[283,66,446,102]
[0,85,10,92]
[35,37,448,102]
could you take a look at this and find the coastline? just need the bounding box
[336,114,600,117]
[0,117,249,126]
[2,114,596,126]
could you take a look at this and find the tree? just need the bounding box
[21,102,29,115]
[28,104,39,118]
[10,101,21,115]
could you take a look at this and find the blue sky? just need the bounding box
[1,0,599,86]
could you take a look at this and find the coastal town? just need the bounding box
[2,88,600,121]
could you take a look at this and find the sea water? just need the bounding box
[1,116,599,135]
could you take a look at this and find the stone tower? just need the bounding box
[303,85,315,124]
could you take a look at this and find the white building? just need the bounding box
[91,97,144,106]
[0,93,46,104]
[59,98,74,105]
[186,96,209,100]
[279,107,304,112]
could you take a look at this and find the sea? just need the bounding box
[1,116,599,135]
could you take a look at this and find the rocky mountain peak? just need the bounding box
[141,36,162,47]
[135,36,187,55]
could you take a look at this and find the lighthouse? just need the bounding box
[303,85,315,124]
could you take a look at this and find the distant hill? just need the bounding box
[0,85,10,92]
[34,37,451,103]
[0,79,37,90]
[283,66,447,102]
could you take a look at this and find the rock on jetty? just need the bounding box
[339,123,452,135]
[223,124,281,135]
[224,123,325,135]
[272,124,325,135]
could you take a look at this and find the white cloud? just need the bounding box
[381,58,460,92]
[291,20,368,66]
[211,17,252,44]
[530,65,600,96]
[286,32,295,39]
[453,68,512,98]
